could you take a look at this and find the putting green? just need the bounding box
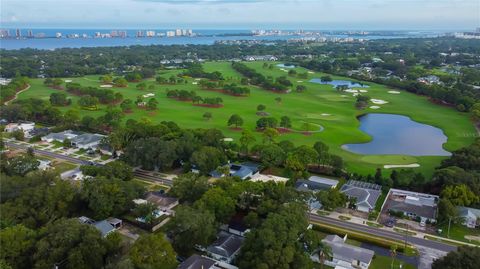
[16,61,477,177]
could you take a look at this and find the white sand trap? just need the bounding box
[64,79,72,83]
[297,81,303,83]
[100,84,112,88]
[345,89,358,93]
[352,93,359,96]
[359,89,368,93]
[143,93,155,98]
[194,78,201,81]
[340,95,348,98]
[321,113,331,116]
[222,138,234,142]
[192,82,198,85]
[369,106,381,109]
[384,163,420,169]
[308,71,314,74]
[371,99,389,105]
[388,91,401,94]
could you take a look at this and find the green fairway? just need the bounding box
[17,61,477,177]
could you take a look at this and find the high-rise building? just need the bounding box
[15,29,21,38]
[55,32,62,38]
[175,29,182,36]
[166,31,175,37]
[0,29,10,38]
[119,31,127,38]
[186,29,193,36]
[136,30,144,37]
[146,30,155,37]
[27,30,33,38]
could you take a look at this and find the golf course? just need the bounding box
[17,61,477,176]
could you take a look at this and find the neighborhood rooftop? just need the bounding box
[383,189,439,221]
[206,231,244,260]
[340,180,382,212]
[177,254,217,269]
[322,235,374,265]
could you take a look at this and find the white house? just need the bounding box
[312,234,374,269]
[458,206,480,228]
[41,130,80,143]
[4,122,35,136]
[71,133,105,150]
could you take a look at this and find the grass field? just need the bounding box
[17,61,477,176]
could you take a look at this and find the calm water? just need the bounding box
[276,63,296,68]
[0,29,441,50]
[342,113,451,156]
[310,79,370,88]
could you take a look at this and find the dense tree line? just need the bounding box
[65,82,123,105]
[180,62,224,80]
[232,62,292,92]
[0,76,29,103]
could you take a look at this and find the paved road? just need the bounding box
[6,141,173,186]
[308,213,457,253]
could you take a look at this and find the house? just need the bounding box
[61,168,85,181]
[29,127,50,137]
[417,75,441,85]
[78,216,118,238]
[71,133,105,149]
[249,173,289,184]
[340,180,382,213]
[382,189,439,223]
[206,231,244,264]
[313,234,374,269]
[41,130,80,143]
[295,177,339,193]
[107,217,123,229]
[144,192,179,211]
[208,162,261,180]
[177,254,238,269]
[37,159,52,171]
[227,213,250,237]
[457,206,480,228]
[4,122,35,136]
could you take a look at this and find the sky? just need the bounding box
[1,0,479,30]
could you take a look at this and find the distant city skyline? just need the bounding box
[1,0,479,31]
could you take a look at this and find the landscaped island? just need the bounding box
[12,61,476,176]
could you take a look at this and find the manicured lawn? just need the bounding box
[17,61,477,176]
[52,161,78,174]
[370,255,416,269]
[437,224,480,245]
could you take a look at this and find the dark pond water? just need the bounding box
[310,79,370,88]
[342,113,451,156]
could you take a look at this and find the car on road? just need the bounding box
[385,217,396,227]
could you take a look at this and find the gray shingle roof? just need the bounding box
[206,232,244,259]
[178,255,216,269]
[322,235,374,264]
[93,220,115,237]
[71,133,104,146]
[340,180,381,210]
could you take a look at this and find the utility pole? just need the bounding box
[447,217,452,238]
[404,224,408,250]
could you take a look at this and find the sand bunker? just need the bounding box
[297,81,303,83]
[371,99,389,105]
[359,90,368,93]
[369,106,381,109]
[192,82,198,85]
[345,89,358,93]
[64,79,72,83]
[222,138,234,142]
[100,84,112,88]
[308,71,314,74]
[321,113,331,116]
[388,91,401,94]
[384,164,420,169]
[340,95,348,98]
[143,93,155,98]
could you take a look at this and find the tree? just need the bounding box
[113,77,128,87]
[321,75,332,82]
[136,82,147,91]
[390,245,397,269]
[275,97,282,104]
[62,138,71,148]
[316,189,348,211]
[203,112,212,121]
[33,219,107,269]
[102,160,134,181]
[129,233,177,269]
[292,145,319,168]
[257,104,266,111]
[78,95,99,109]
[239,130,256,154]
[259,144,286,167]
[63,109,80,128]
[11,130,24,141]
[440,184,479,207]
[146,98,158,111]
[167,206,216,254]
[0,225,36,269]
[50,92,70,106]
[437,198,458,223]
[100,75,113,84]
[171,173,209,203]
[227,114,244,128]
[432,246,480,269]
[195,187,236,222]
[280,116,292,129]
[190,146,226,175]
[296,85,307,92]
[120,99,134,113]
[262,127,279,144]
[81,178,145,219]
[0,154,39,176]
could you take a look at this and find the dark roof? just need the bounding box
[93,220,115,237]
[340,180,382,210]
[71,133,104,146]
[145,192,178,208]
[178,254,216,269]
[295,179,333,192]
[206,232,244,259]
[228,213,248,233]
[386,200,437,219]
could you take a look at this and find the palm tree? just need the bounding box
[315,242,332,269]
[390,244,398,269]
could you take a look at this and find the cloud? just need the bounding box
[134,0,267,4]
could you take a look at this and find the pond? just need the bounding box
[276,63,296,68]
[310,79,370,88]
[342,113,451,156]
